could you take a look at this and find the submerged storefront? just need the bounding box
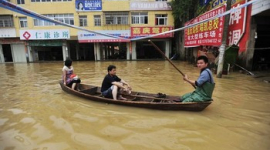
[0,29,27,63]
[130,26,173,60]
[20,29,70,62]
[78,30,130,60]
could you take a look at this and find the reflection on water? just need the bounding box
[0,61,270,150]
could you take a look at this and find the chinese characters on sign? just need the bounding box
[227,1,246,47]
[184,5,226,47]
[131,27,173,38]
[19,29,70,40]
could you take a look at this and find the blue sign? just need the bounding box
[75,0,102,11]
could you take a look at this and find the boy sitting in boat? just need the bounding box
[101,65,132,100]
[179,56,215,102]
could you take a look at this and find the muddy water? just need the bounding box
[0,61,269,150]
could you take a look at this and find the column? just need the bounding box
[94,43,101,61]
[131,41,137,60]
[165,40,171,58]
[126,42,129,60]
[97,43,101,60]
[0,44,4,63]
[62,41,68,61]
[27,44,33,62]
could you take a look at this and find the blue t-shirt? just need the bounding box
[195,68,214,87]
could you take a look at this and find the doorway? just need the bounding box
[2,44,13,62]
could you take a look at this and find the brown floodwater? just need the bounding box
[0,61,270,150]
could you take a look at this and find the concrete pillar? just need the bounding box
[94,43,97,61]
[94,43,101,61]
[0,44,4,63]
[131,41,137,60]
[100,44,104,60]
[245,18,257,70]
[102,46,105,60]
[62,41,68,61]
[97,43,101,60]
[27,45,33,62]
[126,42,130,60]
[165,40,171,58]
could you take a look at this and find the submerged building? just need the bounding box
[0,0,174,63]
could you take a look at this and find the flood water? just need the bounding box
[0,61,270,150]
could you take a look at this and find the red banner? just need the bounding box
[227,0,248,52]
[131,26,173,38]
[184,5,226,47]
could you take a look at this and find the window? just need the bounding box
[131,12,148,24]
[94,15,101,26]
[155,14,167,25]
[33,14,74,26]
[19,17,27,28]
[17,0,25,4]
[0,15,14,27]
[104,12,129,25]
[79,16,87,27]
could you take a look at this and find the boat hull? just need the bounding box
[59,81,212,111]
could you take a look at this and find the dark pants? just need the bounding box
[67,79,81,87]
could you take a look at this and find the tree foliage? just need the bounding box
[169,0,213,60]
[170,0,198,27]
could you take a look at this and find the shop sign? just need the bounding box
[227,0,247,50]
[20,29,70,40]
[131,26,173,38]
[75,0,102,11]
[184,5,226,47]
[78,30,130,43]
[0,28,16,38]
[130,1,171,10]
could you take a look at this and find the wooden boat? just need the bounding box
[59,81,212,111]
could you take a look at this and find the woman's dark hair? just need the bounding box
[65,59,72,67]
[107,65,116,72]
[197,55,208,63]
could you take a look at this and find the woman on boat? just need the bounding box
[62,59,81,90]
[180,55,215,102]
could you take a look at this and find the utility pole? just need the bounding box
[216,0,232,78]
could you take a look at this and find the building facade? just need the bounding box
[0,0,174,63]
[183,0,270,71]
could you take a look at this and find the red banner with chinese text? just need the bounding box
[227,0,248,52]
[131,26,174,38]
[184,5,226,47]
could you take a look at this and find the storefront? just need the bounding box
[0,29,27,63]
[20,29,70,62]
[249,0,270,70]
[130,26,173,60]
[78,30,130,60]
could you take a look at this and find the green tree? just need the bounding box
[170,0,212,60]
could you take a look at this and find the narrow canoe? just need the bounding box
[59,81,212,111]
